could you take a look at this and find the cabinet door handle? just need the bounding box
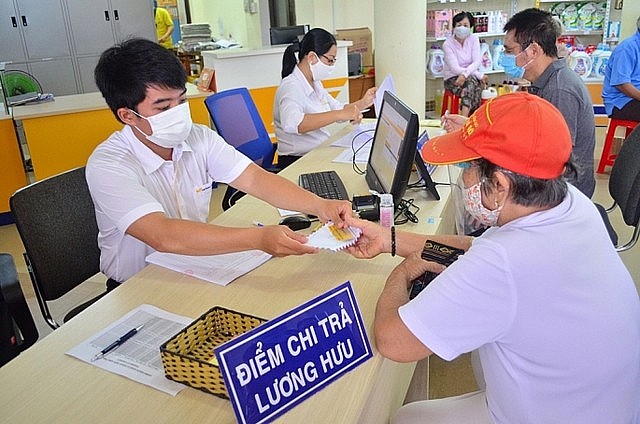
[21,15,27,26]
[104,10,110,21]
[11,16,17,27]
[114,9,119,20]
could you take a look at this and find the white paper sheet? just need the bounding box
[330,121,376,148]
[374,74,396,117]
[145,250,272,286]
[66,304,193,396]
[332,145,372,164]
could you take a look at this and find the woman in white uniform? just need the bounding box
[273,28,376,168]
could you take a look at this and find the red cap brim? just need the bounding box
[420,129,482,166]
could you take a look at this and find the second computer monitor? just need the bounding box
[365,91,419,209]
[269,25,309,45]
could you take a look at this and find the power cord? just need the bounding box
[350,129,374,175]
[394,198,420,225]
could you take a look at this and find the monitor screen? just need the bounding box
[365,91,419,209]
[414,130,441,200]
[269,25,309,45]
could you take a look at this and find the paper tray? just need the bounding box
[160,306,266,399]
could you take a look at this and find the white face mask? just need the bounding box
[454,26,471,39]
[462,180,502,227]
[130,102,193,149]
[310,53,335,81]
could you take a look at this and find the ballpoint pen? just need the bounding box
[91,324,144,362]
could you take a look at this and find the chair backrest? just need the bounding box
[10,167,100,302]
[609,125,640,227]
[0,253,38,366]
[204,87,275,168]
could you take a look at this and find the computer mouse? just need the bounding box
[279,215,312,231]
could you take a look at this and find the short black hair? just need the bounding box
[452,11,475,30]
[94,38,187,123]
[503,8,558,58]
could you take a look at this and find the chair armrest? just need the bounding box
[0,254,38,350]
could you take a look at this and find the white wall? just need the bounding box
[373,0,425,116]
[189,0,373,46]
[188,0,262,48]
[620,3,639,40]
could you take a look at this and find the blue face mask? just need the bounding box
[499,53,525,79]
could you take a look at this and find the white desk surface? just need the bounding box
[0,124,456,423]
[11,83,209,120]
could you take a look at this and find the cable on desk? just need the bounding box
[394,198,420,225]
[350,129,374,175]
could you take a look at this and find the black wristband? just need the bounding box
[391,226,396,257]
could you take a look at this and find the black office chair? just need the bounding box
[10,166,106,329]
[204,87,281,210]
[597,125,640,252]
[0,253,38,367]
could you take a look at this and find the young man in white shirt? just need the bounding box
[88,38,352,284]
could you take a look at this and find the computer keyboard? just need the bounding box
[298,170,350,201]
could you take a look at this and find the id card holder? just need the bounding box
[409,240,465,299]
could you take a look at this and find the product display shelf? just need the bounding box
[535,0,617,45]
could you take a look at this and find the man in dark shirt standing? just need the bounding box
[501,8,596,197]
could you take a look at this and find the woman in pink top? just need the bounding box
[442,12,488,116]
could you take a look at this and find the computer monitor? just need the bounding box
[365,91,419,209]
[414,130,441,200]
[269,25,309,45]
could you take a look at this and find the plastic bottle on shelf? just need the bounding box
[479,40,493,73]
[427,44,445,77]
[567,46,593,81]
[594,47,611,80]
[589,43,604,79]
[492,39,505,71]
[379,194,394,228]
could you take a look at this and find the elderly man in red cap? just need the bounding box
[344,92,640,423]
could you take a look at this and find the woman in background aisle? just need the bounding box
[442,11,488,117]
[274,28,376,169]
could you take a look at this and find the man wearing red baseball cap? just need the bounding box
[345,92,640,423]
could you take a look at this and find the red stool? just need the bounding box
[597,118,639,174]
[441,89,460,116]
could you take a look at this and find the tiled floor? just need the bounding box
[2,127,639,398]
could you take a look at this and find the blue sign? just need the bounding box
[216,281,373,424]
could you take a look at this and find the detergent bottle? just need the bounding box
[479,40,493,73]
[427,44,445,77]
[492,39,505,71]
[589,43,604,79]
[567,47,592,81]
[595,46,611,79]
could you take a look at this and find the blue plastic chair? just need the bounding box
[204,88,280,209]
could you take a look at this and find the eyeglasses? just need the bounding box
[321,54,336,65]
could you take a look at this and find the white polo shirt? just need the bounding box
[86,123,252,282]
[274,65,343,156]
[400,185,640,423]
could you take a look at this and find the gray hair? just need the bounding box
[476,158,575,208]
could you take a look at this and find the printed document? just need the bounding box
[67,304,193,396]
[145,250,272,286]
